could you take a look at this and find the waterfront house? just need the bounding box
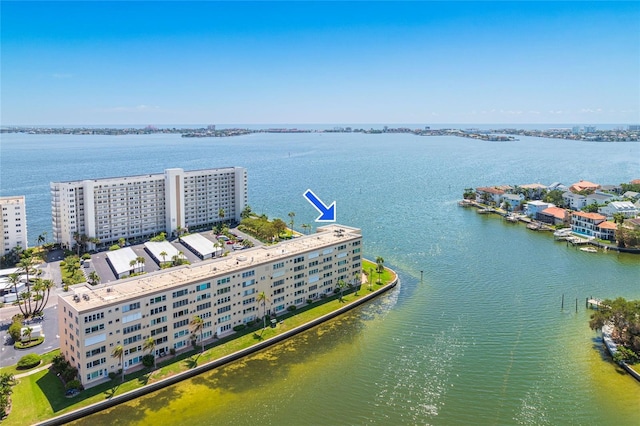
[569,180,601,193]
[599,201,639,219]
[622,191,640,201]
[548,182,568,192]
[538,206,570,226]
[524,200,553,218]
[562,192,587,210]
[570,211,615,240]
[585,192,616,207]
[500,193,525,211]
[475,187,505,206]
[519,183,547,200]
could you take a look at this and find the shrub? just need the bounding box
[109,244,120,251]
[233,324,246,332]
[142,354,155,368]
[17,353,42,369]
[170,348,176,356]
[14,336,45,349]
[108,372,117,380]
[306,299,313,304]
[8,321,22,342]
[65,379,82,391]
[81,253,91,260]
[287,305,297,312]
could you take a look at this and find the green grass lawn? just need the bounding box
[2,259,396,425]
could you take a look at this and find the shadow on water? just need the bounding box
[185,311,369,395]
[71,386,183,425]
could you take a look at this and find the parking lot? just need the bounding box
[84,229,256,284]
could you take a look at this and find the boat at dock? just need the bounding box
[579,247,598,253]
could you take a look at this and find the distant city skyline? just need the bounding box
[1,1,639,125]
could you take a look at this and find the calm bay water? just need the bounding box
[1,132,639,425]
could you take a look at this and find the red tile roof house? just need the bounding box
[569,180,601,193]
[570,211,616,240]
[475,187,505,206]
[538,206,570,226]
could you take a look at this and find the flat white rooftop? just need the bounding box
[65,225,361,312]
[180,233,218,258]
[144,241,180,263]
[105,247,138,276]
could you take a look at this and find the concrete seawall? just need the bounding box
[36,270,399,425]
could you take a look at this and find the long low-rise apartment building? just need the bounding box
[51,167,247,250]
[58,224,363,387]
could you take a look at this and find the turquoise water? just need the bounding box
[1,132,639,424]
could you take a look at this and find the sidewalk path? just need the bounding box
[14,363,52,378]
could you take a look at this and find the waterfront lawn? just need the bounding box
[0,349,60,377]
[4,259,396,425]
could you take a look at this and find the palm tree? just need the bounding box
[218,208,225,224]
[189,315,205,354]
[301,223,311,235]
[8,272,26,317]
[288,212,295,232]
[143,337,157,368]
[159,250,168,265]
[111,345,125,382]
[136,256,145,272]
[22,326,33,343]
[376,256,385,284]
[118,238,126,248]
[257,291,270,331]
[88,271,100,286]
[36,233,46,246]
[129,259,137,271]
[241,205,252,219]
[336,280,347,302]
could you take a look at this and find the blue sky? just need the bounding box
[1,1,638,125]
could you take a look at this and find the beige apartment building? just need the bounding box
[1,195,28,255]
[58,225,363,387]
[51,167,247,250]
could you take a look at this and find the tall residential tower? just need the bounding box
[51,167,247,250]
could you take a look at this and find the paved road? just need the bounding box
[0,303,61,367]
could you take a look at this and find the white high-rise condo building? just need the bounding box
[58,224,363,387]
[1,196,28,255]
[51,167,247,250]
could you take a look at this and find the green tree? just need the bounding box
[218,208,226,224]
[463,188,476,200]
[583,202,599,213]
[241,205,253,219]
[111,345,125,382]
[88,271,100,286]
[159,251,168,264]
[288,211,295,231]
[336,279,347,302]
[542,189,564,206]
[22,326,33,343]
[613,213,625,224]
[589,297,640,358]
[257,291,270,332]
[118,238,126,248]
[272,218,287,239]
[301,223,311,235]
[143,337,157,368]
[190,315,205,354]
[8,272,27,317]
[376,256,385,284]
